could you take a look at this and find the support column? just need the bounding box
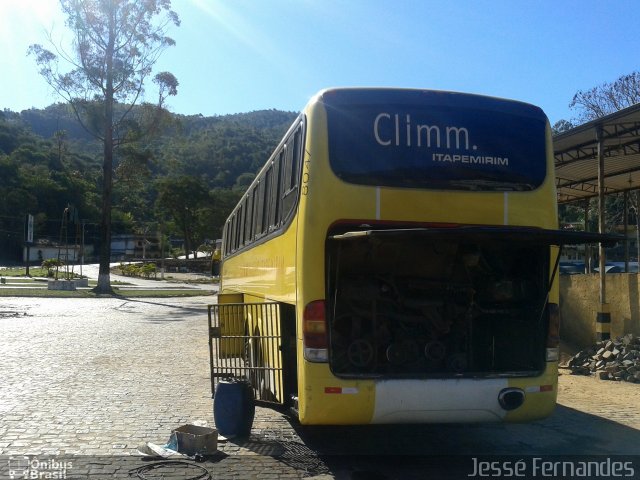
[624,190,629,272]
[584,199,591,273]
[596,126,610,341]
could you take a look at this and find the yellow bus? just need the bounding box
[208,88,612,425]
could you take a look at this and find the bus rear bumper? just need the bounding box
[371,378,509,424]
[299,365,558,425]
[371,364,558,424]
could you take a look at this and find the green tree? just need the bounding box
[551,119,574,135]
[234,172,255,190]
[114,144,154,226]
[203,188,242,239]
[155,176,209,259]
[29,0,179,294]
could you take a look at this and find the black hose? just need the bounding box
[129,460,211,480]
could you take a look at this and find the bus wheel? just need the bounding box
[244,330,260,389]
[245,330,276,402]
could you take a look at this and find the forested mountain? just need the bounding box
[0,105,297,262]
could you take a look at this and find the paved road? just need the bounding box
[0,296,638,479]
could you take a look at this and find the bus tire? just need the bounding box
[244,329,260,389]
[245,328,276,401]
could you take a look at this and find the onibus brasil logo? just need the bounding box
[8,456,73,479]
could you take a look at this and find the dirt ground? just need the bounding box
[551,340,639,428]
[558,368,640,428]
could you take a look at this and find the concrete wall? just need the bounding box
[560,274,640,348]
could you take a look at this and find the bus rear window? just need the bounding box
[325,93,547,191]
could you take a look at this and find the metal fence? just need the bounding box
[208,302,284,404]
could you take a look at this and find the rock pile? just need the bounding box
[566,333,640,383]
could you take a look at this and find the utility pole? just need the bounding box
[25,214,34,277]
[80,219,85,279]
[159,226,165,280]
[595,126,610,342]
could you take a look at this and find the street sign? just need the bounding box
[26,214,34,244]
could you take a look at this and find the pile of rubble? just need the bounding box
[565,333,640,383]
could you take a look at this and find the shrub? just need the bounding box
[141,263,157,279]
[41,258,64,277]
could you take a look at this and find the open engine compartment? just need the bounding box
[326,227,550,378]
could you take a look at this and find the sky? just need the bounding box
[1,0,640,126]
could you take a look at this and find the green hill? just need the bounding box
[0,105,298,262]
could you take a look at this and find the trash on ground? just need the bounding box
[137,442,185,458]
[171,424,218,456]
[137,423,218,459]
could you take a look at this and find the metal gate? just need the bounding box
[208,302,284,404]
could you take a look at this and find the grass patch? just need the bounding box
[112,288,215,298]
[0,267,50,277]
[162,276,219,284]
[0,266,88,279]
[0,269,213,298]
[1,278,42,284]
[0,277,129,287]
[0,288,93,298]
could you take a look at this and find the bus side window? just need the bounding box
[224,219,231,255]
[261,167,272,236]
[234,211,240,252]
[236,203,244,250]
[244,192,253,246]
[223,117,304,257]
[253,182,262,240]
[230,216,235,253]
[271,150,284,229]
[291,126,302,189]
[282,125,303,219]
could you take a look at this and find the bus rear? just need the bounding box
[295,88,561,424]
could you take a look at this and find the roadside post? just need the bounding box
[25,213,34,276]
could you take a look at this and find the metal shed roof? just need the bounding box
[553,102,640,204]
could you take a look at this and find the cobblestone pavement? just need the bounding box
[0,296,638,479]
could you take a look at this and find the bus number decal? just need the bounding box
[302,156,311,195]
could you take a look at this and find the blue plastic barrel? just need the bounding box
[213,379,255,438]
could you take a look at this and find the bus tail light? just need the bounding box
[546,302,560,362]
[303,300,328,362]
